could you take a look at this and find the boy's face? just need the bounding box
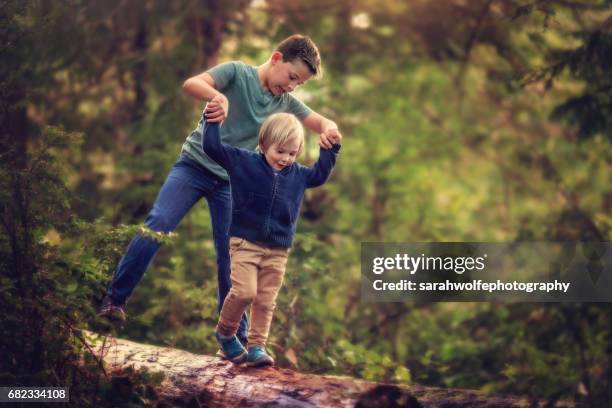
[266,52,313,96]
[264,137,301,171]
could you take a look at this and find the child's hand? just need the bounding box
[204,94,229,123]
[319,127,342,149]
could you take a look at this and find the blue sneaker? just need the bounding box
[215,332,247,364]
[246,346,274,367]
[216,336,248,360]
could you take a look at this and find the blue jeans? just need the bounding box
[107,154,249,340]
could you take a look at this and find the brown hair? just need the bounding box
[275,34,322,77]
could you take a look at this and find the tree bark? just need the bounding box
[87,332,573,407]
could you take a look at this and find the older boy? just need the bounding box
[101,35,341,347]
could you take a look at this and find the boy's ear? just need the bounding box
[270,51,284,64]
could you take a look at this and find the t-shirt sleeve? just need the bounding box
[206,61,239,91]
[286,94,312,120]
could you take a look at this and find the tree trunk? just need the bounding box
[87,332,572,407]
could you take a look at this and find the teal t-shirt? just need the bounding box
[181,61,312,180]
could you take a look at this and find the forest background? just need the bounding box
[1,0,611,406]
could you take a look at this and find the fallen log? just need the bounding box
[86,332,573,407]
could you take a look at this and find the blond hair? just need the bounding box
[258,113,304,155]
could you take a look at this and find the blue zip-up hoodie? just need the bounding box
[202,120,340,248]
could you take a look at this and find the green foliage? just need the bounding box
[0,126,99,404]
[522,14,612,140]
[0,125,173,406]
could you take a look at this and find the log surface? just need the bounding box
[87,332,572,407]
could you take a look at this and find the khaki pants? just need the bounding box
[216,237,289,347]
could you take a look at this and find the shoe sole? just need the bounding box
[228,351,247,364]
[246,357,274,367]
[216,350,249,365]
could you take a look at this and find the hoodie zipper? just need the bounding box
[264,173,279,237]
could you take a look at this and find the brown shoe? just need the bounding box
[98,295,126,322]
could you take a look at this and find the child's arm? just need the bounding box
[302,144,341,188]
[183,71,229,123]
[302,111,343,149]
[201,120,240,170]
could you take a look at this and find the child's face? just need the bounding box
[264,137,301,171]
[266,52,313,96]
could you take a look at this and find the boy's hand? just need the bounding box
[319,127,342,149]
[204,94,229,123]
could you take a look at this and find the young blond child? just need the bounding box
[202,112,341,366]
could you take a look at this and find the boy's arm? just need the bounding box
[302,111,343,149]
[201,120,239,170]
[303,144,341,188]
[182,72,229,123]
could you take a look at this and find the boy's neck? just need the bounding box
[257,62,272,94]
